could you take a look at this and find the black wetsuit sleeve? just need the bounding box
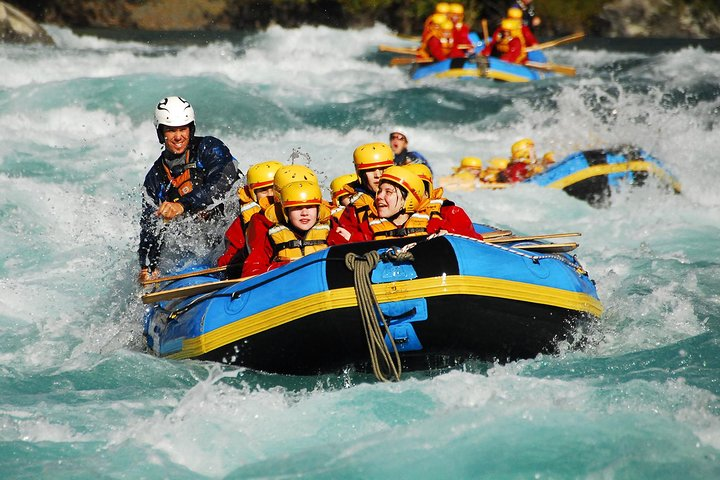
[176,137,239,214]
[138,163,165,269]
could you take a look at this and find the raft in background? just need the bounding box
[143,227,602,377]
[526,145,682,206]
[441,146,681,207]
[411,32,553,82]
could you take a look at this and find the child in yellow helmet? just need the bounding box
[217,160,284,268]
[330,142,394,243]
[329,172,358,220]
[498,138,553,182]
[355,166,483,241]
[447,3,474,57]
[242,181,334,277]
[438,157,483,191]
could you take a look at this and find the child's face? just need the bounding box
[287,206,318,231]
[375,182,405,218]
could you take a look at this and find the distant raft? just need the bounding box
[142,227,602,376]
[441,146,681,207]
[412,51,553,82]
[411,33,554,82]
[526,146,682,205]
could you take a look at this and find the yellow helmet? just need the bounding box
[430,13,448,26]
[435,2,450,14]
[460,156,483,169]
[279,181,323,223]
[489,157,510,170]
[246,160,284,201]
[448,3,464,15]
[542,152,556,165]
[501,18,522,31]
[330,173,358,205]
[379,166,425,214]
[440,20,455,32]
[511,138,535,162]
[353,142,395,174]
[273,164,318,201]
[507,7,523,19]
[403,163,434,196]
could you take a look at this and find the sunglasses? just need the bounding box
[390,134,406,141]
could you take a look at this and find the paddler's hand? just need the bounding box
[138,267,159,284]
[157,201,185,220]
[335,226,352,241]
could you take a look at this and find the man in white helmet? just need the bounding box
[138,96,239,283]
[388,129,431,172]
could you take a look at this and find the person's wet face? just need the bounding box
[287,205,318,231]
[375,181,405,218]
[163,125,191,154]
[389,134,407,155]
[362,168,385,193]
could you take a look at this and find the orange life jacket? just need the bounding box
[162,150,194,199]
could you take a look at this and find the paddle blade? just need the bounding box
[514,242,579,254]
[390,57,433,66]
[525,61,577,77]
[526,32,585,52]
[379,44,419,55]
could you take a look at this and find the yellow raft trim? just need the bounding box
[548,160,682,192]
[433,68,531,83]
[168,274,603,360]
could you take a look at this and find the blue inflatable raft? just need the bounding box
[527,146,682,206]
[143,227,602,376]
[411,33,553,82]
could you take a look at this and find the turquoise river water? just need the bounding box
[1,24,719,479]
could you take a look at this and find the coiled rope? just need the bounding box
[344,248,414,382]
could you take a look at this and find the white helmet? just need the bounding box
[389,128,409,143]
[154,96,195,143]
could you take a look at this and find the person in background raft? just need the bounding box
[216,160,283,268]
[422,3,450,39]
[480,157,511,182]
[498,138,554,183]
[241,181,334,277]
[481,18,528,64]
[389,129,430,170]
[438,156,483,191]
[138,96,239,283]
[511,0,541,32]
[417,16,462,62]
[447,3,474,56]
[507,7,538,48]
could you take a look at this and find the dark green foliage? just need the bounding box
[7,0,720,36]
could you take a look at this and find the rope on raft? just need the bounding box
[344,248,414,382]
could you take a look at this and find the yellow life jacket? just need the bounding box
[424,187,449,215]
[418,32,454,60]
[345,187,376,223]
[268,222,330,260]
[417,29,437,59]
[331,204,346,221]
[368,213,432,240]
[497,30,527,61]
[237,186,266,227]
